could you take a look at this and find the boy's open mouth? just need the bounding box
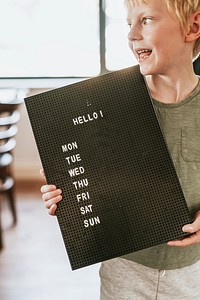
[136,49,152,61]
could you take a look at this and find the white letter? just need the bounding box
[76,154,81,162]
[62,145,68,152]
[84,220,89,228]
[72,141,78,150]
[73,118,79,125]
[65,157,71,165]
[80,207,85,215]
[73,181,78,190]
[68,168,77,177]
[93,112,98,119]
[76,194,82,202]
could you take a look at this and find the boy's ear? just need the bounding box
[185,12,200,43]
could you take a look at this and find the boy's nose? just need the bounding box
[127,25,142,41]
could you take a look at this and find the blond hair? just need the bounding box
[125,0,200,58]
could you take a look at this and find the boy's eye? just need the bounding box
[142,17,153,25]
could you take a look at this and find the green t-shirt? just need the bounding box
[122,80,200,270]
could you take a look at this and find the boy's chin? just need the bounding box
[139,65,157,77]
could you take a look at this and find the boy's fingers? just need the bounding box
[182,210,200,233]
[45,195,62,209]
[167,232,200,247]
[49,204,57,215]
[42,189,62,202]
[40,184,57,194]
[167,210,200,247]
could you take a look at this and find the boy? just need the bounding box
[41,0,200,298]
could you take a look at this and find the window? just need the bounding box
[0,0,100,78]
[0,0,136,87]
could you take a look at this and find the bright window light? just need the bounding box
[105,0,137,71]
[0,0,100,78]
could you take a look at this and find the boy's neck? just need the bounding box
[145,66,199,104]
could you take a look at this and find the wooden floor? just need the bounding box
[0,185,100,300]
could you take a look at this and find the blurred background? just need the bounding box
[0,1,199,299]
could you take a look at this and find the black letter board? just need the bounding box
[25,65,191,270]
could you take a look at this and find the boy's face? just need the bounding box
[127,0,187,76]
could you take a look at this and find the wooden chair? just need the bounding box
[0,99,23,249]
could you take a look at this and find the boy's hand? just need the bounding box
[167,210,200,247]
[40,169,62,215]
